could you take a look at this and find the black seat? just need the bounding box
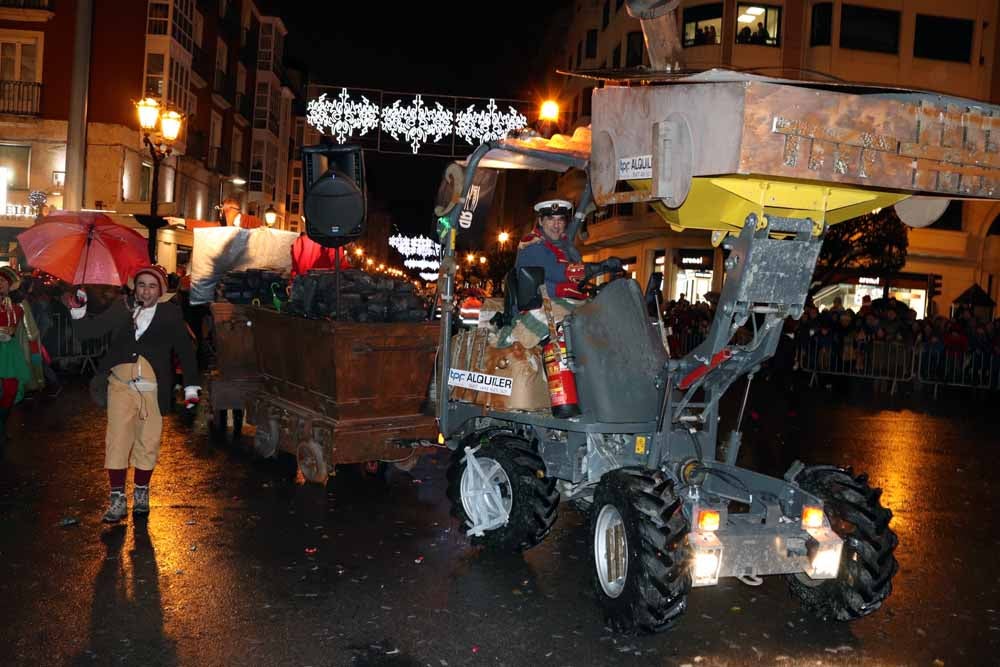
[492,266,545,329]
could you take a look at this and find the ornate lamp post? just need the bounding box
[134,97,184,262]
[264,203,278,227]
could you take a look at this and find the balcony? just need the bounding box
[207,146,232,174]
[253,112,279,136]
[0,81,41,115]
[213,69,235,100]
[235,92,251,120]
[192,44,213,84]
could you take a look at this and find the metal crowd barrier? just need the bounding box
[797,339,915,395]
[915,348,998,398]
[46,312,111,375]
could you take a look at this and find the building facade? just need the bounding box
[550,0,1000,315]
[0,0,304,257]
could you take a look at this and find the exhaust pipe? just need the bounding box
[626,0,683,71]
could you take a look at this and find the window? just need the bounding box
[210,110,223,168]
[147,1,168,35]
[233,127,243,171]
[682,3,722,47]
[254,81,270,129]
[258,22,273,71]
[810,3,832,46]
[0,144,30,190]
[612,42,621,68]
[144,52,165,97]
[840,5,900,54]
[735,4,781,46]
[172,0,194,53]
[914,15,974,63]
[216,38,227,73]
[0,34,40,82]
[168,58,191,113]
[626,31,644,66]
[586,29,598,59]
[602,1,610,29]
[581,86,594,117]
[250,139,264,192]
[193,10,203,48]
[139,163,153,202]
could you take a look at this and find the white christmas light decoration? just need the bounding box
[306,87,530,156]
[389,234,440,258]
[419,271,439,281]
[306,89,381,144]
[380,95,454,154]
[403,258,441,271]
[455,98,528,146]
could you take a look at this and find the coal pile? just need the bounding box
[287,269,429,322]
[219,269,287,305]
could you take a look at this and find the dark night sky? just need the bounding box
[272,1,567,236]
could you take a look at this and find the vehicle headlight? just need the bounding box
[689,531,723,587]
[805,527,843,579]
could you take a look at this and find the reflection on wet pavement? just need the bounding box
[0,379,998,666]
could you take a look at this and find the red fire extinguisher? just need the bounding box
[543,322,581,419]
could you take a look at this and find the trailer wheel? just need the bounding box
[590,468,690,634]
[446,435,558,552]
[253,418,279,459]
[787,466,899,621]
[296,440,328,484]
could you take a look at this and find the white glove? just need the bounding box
[184,385,201,408]
[67,289,88,319]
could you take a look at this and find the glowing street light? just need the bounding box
[498,231,510,246]
[134,97,185,261]
[264,204,278,226]
[539,99,559,122]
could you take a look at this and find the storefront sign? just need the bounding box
[674,249,713,270]
[858,276,880,286]
[447,369,513,396]
[618,154,652,180]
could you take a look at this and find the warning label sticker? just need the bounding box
[447,369,513,396]
[618,154,652,180]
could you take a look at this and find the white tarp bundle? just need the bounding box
[189,226,299,304]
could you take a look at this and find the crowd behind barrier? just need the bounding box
[660,294,1000,396]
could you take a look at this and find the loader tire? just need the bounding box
[590,468,690,634]
[446,435,558,552]
[787,466,899,621]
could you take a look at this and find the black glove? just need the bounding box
[584,257,624,280]
[602,257,623,274]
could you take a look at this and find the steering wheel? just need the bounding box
[577,269,626,298]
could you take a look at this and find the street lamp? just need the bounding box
[264,204,278,226]
[134,97,184,262]
[497,231,510,247]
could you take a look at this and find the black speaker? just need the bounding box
[302,144,366,248]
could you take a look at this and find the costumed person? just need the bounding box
[0,267,33,445]
[499,200,621,347]
[515,199,622,300]
[64,265,199,523]
[12,282,45,393]
[220,197,264,229]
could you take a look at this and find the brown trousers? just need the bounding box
[105,356,162,470]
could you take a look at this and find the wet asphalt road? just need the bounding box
[1,377,999,667]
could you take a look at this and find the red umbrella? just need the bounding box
[17,212,150,286]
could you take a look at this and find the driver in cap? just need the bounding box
[516,199,622,300]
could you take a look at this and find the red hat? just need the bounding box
[128,264,169,295]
